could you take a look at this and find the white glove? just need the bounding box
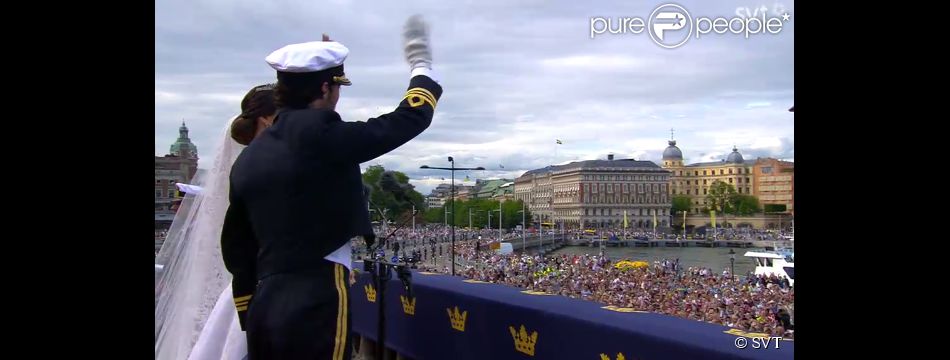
[403,15,432,71]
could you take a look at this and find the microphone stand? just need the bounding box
[364,210,416,360]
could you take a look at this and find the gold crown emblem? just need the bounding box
[400,295,416,315]
[364,284,376,303]
[600,353,626,360]
[447,306,468,332]
[509,325,538,356]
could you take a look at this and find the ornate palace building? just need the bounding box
[661,139,793,216]
[514,155,672,230]
[155,122,198,229]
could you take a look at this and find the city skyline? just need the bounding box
[156,0,794,196]
[157,125,792,196]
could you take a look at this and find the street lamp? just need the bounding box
[469,208,483,230]
[497,203,503,241]
[728,248,736,280]
[475,235,482,270]
[420,159,485,276]
[537,215,544,255]
[443,207,452,230]
[678,210,687,237]
[517,201,526,252]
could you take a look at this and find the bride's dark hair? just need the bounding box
[230,84,276,145]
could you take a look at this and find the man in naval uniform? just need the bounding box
[221,15,440,360]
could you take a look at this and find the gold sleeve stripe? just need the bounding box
[406,87,437,104]
[404,93,436,106]
[234,295,252,303]
[406,89,437,106]
[403,95,435,109]
[236,305,248,312]
[235,300,250,306]
[403,88,438,108]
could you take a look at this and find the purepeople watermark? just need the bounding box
[590,3,791,49]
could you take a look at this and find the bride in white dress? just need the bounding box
[155,84,276,360]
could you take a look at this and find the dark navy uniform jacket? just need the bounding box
[222,75,442,328]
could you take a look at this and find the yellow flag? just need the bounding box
[710,210,717,228]
[623,210,628,228]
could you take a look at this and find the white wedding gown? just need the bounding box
[156,115,356,360]
[156,118,249,360]
[188,285,247,360]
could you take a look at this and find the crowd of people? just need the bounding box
[358,225,794,338]
[159,222,795,337]
[581,229,793,242]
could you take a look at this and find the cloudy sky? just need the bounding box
[156,0,793,195]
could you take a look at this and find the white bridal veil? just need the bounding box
[155,118,246,360]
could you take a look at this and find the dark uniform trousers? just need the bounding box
[246,261,351,360]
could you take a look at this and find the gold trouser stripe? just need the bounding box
[332,264,347,360]
[234,295,252,303]
[340,265,348,357]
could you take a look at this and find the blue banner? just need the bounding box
[350,266,793,360]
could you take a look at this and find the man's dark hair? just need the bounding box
[274,71,335,109]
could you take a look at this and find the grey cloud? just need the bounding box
[157,0,794,187]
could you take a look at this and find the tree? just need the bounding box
[361,165,425,222]
[431,198,533,230]
[705,180,737,214]
[423,206,444,224]
[706,180,738,227]
[502,199,530,230]
[764,204,787,213]
[671,195,692,215]
[730,195,761,216]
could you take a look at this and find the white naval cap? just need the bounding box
[265,41,349,73]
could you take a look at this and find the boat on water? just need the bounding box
[744,249,794,287]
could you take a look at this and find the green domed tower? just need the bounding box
[169,121,198,159]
